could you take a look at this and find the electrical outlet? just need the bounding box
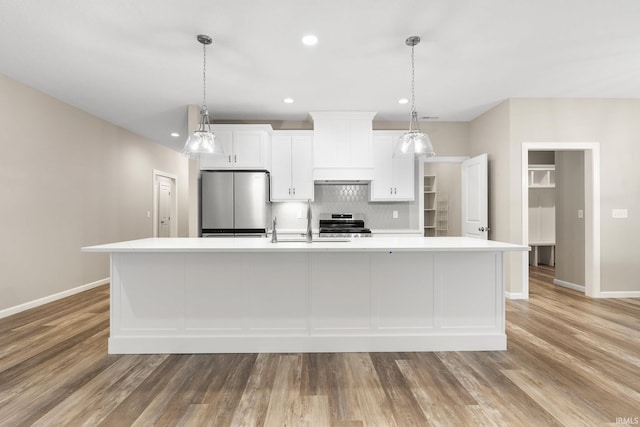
[577,209,584,219]
[393,210,398,219]
[147,211,151,218]
[612,209,628,219]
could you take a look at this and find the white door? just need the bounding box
[233,131,264,168]
[461,153,488,239]
[158,181,172,237]
[270,136,293,200]
[290,135,314,200]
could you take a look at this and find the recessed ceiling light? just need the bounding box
[302,35,318,46]
[398,98,409,104]
[171,132,180,137]
[283,98,294,104]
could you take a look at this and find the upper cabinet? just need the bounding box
[369,131,415,201]
[310,112,376,181]
[200,125,272,170]
[271,131,314,201]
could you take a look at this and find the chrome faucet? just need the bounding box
[305,199,313,243]
[271,216,278,243]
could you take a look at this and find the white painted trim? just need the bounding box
[553,279,585,292]
[521,142,601,298]
[109,334,507,354]
[152,169,178,238]
[599,291,640,299]
[505,291,527,300]
[423,156,470,163]
[0,278,109,319]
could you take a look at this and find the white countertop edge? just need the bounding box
[82,237,529,253]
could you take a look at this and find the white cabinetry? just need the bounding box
[528,164,555,266]
[310,112,376,180]
[370,131,414,201]
[200,125,272,170]
[271,131,314,201]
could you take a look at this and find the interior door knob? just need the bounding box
[478,226,490,232]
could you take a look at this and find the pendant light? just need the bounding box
[394,36,435,158]
[183,35,225,158]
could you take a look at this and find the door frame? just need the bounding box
[152,169,178,237]
[521,142,600,298]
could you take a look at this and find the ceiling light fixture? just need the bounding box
[283,97,294,104]
[398,98,409,104]
[171,132,180,137]
[394,36,435,158]
[183,34,225,159]
[302,35,318,46]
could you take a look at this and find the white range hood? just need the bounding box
[311,112,376,181]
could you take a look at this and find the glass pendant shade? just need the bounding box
[394,110,435,157]
[183,109,225,158]
[396,130,434,156]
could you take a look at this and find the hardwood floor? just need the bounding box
[1,265,638,426]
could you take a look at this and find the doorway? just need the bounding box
[152,170,178,238]
[521,143,601,298]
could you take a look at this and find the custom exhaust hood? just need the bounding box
[311,112,376,182]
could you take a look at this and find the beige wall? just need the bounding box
[468,101,524,293]
[555,151,585,286]
[0,74,189,312]
[500,98,640,294]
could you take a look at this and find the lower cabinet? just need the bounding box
[370,131,415,201]
[270,131,314,201]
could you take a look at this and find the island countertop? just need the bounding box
[82,236,528,253]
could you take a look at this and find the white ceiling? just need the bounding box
[2,0,640,151]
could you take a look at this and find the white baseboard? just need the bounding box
[553,279,585,293]
[0,278,110,320]
[599,291,640,298]
[505,291,527,300]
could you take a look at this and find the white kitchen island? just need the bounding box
[82,237,528,354]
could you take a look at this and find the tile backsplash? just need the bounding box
[272,183,417,231]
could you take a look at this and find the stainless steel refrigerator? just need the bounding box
[200,171,271,237]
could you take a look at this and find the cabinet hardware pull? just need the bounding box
[234,155,237,163]
[288,188,291,195]
[293,188,296,195]
[228,155,231,163]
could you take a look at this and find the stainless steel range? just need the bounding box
[318,213,372,238]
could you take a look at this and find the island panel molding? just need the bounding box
[84,237,526,354]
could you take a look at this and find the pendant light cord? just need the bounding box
[202,41,207,111]
[409,42,417,132]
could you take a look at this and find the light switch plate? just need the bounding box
[612,209,628,219]
[577,209,584,219]
[393,210,398,219]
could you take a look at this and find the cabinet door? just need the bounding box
[271,136,293,201]
[233,131,265,168]
[290,135,314,200]
[392,149,414,200]
[200,130,233,169]
[371,135,393,200]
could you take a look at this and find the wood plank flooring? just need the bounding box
[1,265,639,426]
